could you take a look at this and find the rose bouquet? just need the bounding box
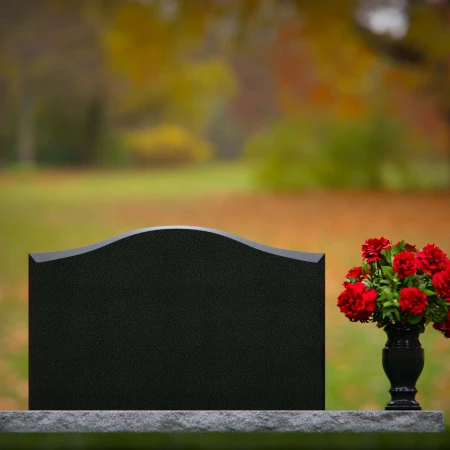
[337,238,450,337]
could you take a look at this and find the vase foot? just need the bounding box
[385,401,422,411]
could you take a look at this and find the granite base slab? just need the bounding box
[0,411,444,433]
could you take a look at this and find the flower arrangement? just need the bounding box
[337,238,450,337]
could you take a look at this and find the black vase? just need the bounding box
[382,322,425,410]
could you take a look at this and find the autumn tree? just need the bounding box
[356,0,450,184]
[2,0,448,174]
[0,0,111,167]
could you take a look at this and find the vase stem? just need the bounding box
[382,323,424,411]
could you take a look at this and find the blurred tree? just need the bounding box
[1,0,448,173]
[229,0,449,188]
[0,0,111,167]
[103,0,236,151]
[356,0,450,183]
[269,2,376,120]
[0,77,7,169]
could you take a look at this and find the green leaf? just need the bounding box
[385,310,397,321]
[423,289,436,297]
[382,309,395,319]
[384,288,394,302]
[381,248,392,262]
[383,301,397,308]
[392,309,400,321]
[381,266,394,279]
[419,284,427,292]
[408,314,424,325]
[391,243,401,257]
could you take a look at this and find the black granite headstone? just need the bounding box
[29,226,325,410]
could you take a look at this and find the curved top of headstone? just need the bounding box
[30,226,324,264]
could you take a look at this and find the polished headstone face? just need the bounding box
[29,226,325,410]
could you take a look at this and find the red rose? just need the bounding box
[398,287,428,315]
[342,266,370,287]
[432,267,450,301]
[395,241,417,253]
[415,244,448,276]
[337,282,377,323]
[393,251,417,279]
[362,237,391,263]
[433,311,450,338]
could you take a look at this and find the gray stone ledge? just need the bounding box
[0,411,444,433]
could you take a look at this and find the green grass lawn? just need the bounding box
[1,160,450,434]
[1,431,450,449]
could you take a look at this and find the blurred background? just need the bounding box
[1,0,450,425]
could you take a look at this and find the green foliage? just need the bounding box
[244,115,319,190]
[1,104,87,166]
[244,113,433,191]
[36,104,89,166]
[95,131,135,168]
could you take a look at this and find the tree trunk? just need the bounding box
[442,108,450,190]
[0,78,6,170]
[79,94,105,166]
[434,61,450,190]
[16,81,36,168]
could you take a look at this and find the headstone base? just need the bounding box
[0,411,444,433]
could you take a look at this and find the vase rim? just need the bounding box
[384,322,425,333]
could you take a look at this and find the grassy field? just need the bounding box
[2,431,450,449]
[1,161,450,427]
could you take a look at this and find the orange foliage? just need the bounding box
[269,14,377,119]
[267,7,449,155]
[336,96,366,118]
[307,83,334,106]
